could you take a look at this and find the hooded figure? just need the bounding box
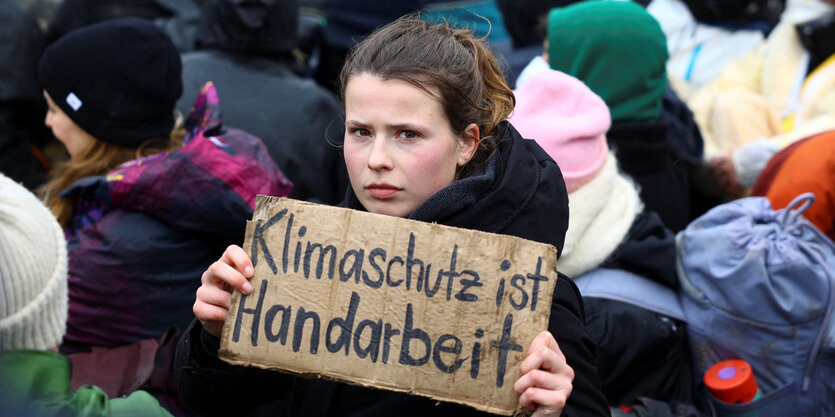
[510,68,698,408]
[542,0,694,232]
[176,0,349,205]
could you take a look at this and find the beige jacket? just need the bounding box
[682,0,835,155]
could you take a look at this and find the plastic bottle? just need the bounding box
[704,359,762,404]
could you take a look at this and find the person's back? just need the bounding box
[177,0,348,205]
[544,0,694,232]
[751,129,835,240]
[0,173,173,417]
[37,18,293,352]
[509,68,698,408]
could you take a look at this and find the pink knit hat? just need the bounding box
[509,68,611,193]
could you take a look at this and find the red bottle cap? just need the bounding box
[704,359,759,404]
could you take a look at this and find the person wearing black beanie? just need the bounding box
[32,14,291,372]
[39,17,182,147]
[39,16,183,226]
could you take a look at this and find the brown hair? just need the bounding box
[41,126,184,227]
[338,15,515,179]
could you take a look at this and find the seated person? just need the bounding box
[37,18,292,353]
[0,173,173,417]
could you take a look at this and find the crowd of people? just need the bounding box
[1,0,833,416]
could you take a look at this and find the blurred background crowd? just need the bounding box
[1,0,833,416]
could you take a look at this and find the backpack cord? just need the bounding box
[781,192,834,392]
[779,192,815,226]
[802,241,834,392]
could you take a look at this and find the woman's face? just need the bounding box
[343,74,478,218]
[44,91,95,159]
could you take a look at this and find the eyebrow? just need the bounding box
[345,120,427,132]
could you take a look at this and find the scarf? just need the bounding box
[557,152,642,278]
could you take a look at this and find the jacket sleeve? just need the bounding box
[174,318,294,416]
[549,273,610,417]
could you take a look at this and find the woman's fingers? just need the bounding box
[219,244,254,278]
[194,300,232,324]
[196,283,234,310]
[521,331,566,374]
[519,387,570,417]
[515,331,574,417]
[194,302,231,338]
[203,246,254,294]
[515,369,562,393]
[515,346,572,397]
[195,245,254,338]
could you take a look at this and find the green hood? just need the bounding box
[547,0,668,123]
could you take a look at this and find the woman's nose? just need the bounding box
[367,136,393,170]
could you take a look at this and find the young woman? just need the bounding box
[178,16,609,417]
[38,17,291,353]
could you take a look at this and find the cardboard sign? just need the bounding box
[219,197,558,415]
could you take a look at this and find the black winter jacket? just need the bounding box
[587,211,697,407]
[174,122,609,417]
[607,122,691,233]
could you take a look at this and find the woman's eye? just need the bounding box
[397,131,419,140]
[351,128,370,137]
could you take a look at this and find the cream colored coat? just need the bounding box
[682,0,835,156]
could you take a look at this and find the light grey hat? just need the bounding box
[0,173,68,351]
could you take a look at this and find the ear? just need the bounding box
[457,123,480,166]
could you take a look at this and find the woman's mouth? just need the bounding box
[366,184,401,199]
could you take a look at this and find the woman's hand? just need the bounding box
[514,331,574,417]
[193,245,254,338]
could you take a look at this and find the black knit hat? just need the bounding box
[38,17,182,147]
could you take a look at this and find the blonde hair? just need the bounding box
[41,126,184,227]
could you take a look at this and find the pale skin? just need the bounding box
[194,75,573,417]
[43,91,95,159]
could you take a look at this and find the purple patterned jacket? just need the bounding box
[61,83,293,351]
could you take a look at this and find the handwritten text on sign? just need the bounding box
[219,197,558,415]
